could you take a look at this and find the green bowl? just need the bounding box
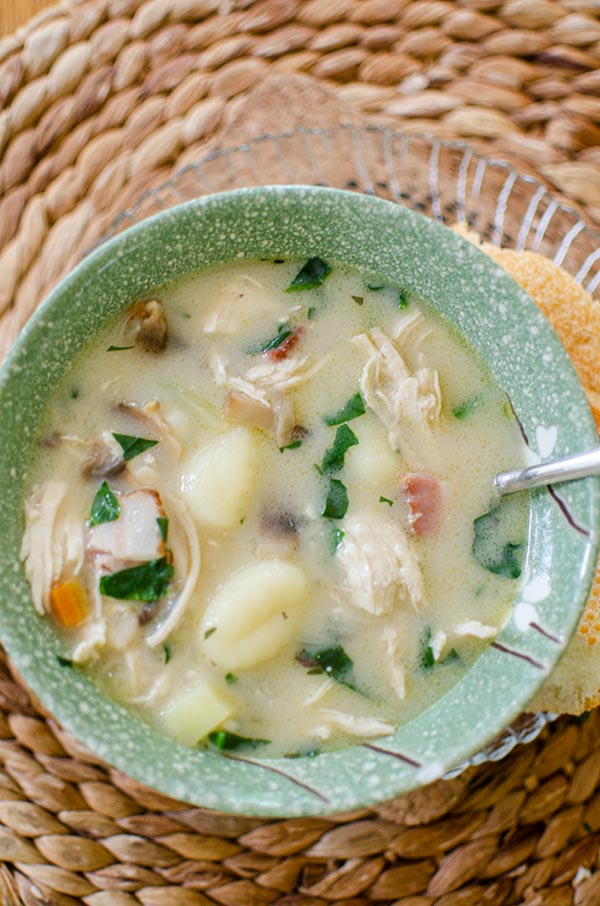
[0,186,598,816]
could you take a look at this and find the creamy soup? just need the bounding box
[21,258,529,756]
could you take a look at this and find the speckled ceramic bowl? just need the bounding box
[0,186,598,817]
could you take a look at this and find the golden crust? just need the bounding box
[453,223,600,713]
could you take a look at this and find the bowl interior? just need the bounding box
[0,185,598,816]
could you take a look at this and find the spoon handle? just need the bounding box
[495,446,600,496]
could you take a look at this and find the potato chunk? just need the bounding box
[201,560,309,671]
[181,428,257,531]
[161,680,233,746]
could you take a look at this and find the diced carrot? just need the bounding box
[399,473,444,535]
[266,327,303,361]
[49,578,88,628]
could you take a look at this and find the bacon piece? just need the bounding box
[400,473,444,535]
[265,326,303,361]
[89,489,166,563]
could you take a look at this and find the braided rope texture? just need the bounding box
[2,0,600,903]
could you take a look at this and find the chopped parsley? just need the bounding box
[156,517,169,542]
[324,393,366,426]
[286,257,332,292]
[365,279,385,291]
[204,627,217,639]
[89,481,120,527]
[99,557,174,601]
[322,478,348,519]
[70,388,80,399]
[225,673,238,684]
[56,655,73,668]
[112,433,158,461]
[322,424,358,473]
[398,288,409,309]
[453,395,481,420]
[279,440,302,452]
[473,501,524,579]
[107,344,135,352]
[352,295,364,305]
[298,645,357,691]
[163,644,172,664]
[307,306,316,320]
[379,496,393,506]
[208,731,270,750]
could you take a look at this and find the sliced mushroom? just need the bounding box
[118,400,182,459]
[81,431,125,479]
[256,511,299,559]
[126,299,168,352]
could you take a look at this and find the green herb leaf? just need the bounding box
[225,672,237,684]
[89,481,120,527]
[112,433,158,461]
[299,645,357,691]
[208,731,270,750]
[473,501,524,579]
[286,257,332,292]
[322,478,348,519]
[307,306,316,320]
[442,648,461,665]
[352,295,364,305]
[398,288,409,310]
[365,279,385,291]
[324,393,366,426]
[99,557,174,601]
[420,626,435,671]
[254,329,292,354]
[584,821,593,834]
[453,395,481,420]
[379,496,393,506]
[322,424,358,473]
[70,388,80,399]
[279,440,302,453]
[107,344,135,352]
[163,644,172,664]
[157,517,169,542]
[328,522,345,554]
[56,655,73,668]
[204,627,217,639]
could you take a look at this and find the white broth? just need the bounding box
[21,258,529,756]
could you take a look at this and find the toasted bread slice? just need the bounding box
[454,223,600,714]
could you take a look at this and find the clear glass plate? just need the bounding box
[95,124,600,774]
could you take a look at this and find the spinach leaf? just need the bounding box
[420,626,435,670]
[299,645,357,691]
[286,258,332,292]
[157,517,169,542]
[322,478,348,519]
[324,392,366,426]
[254,328,292,354]
[322,424,358,473]
[208,731,270,750]
[112,433,158,461]
[473,501,524,579]
[99,556,174,601]
[328,522,345,554]
[89,481,120,527]
[453,395,481,420]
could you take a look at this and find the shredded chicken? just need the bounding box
[224,389,295,447]
[351,328,441,466]
[70,564,106,663]
[20,482,84,615]
[393,309,433,367]
[454,620,498,639]
[302,679,335,707]
[337,513,424,615]
[317,709,394,737]
[89,489,166,562]
[382,625,406,700]
[203,275,284,335]
[430,630,447,661]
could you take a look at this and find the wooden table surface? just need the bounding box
[0,0,53,36]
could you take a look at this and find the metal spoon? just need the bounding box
[495,447,600,496]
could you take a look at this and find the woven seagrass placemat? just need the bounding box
[2,2,600,904]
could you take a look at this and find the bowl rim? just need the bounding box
[0,183,598,816]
